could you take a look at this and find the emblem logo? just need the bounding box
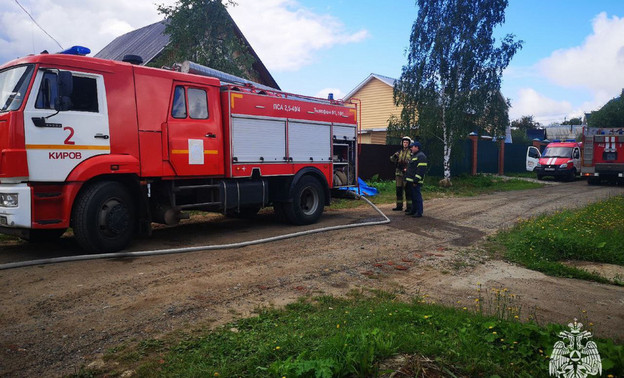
[549,319,602,378]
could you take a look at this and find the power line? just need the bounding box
[15,0,63,50]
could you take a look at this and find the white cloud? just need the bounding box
[508,12,624,125]
[314,88,344,100]
[1,0,175,64]
[228,0,369,71]
[538,12,624,101]
[2,0,368,74]
[510,88,574,124]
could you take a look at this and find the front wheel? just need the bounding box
[72,181,136,253]
[284,176,325,225]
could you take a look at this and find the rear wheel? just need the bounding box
[72,181,136,253]
[284,176,325,225]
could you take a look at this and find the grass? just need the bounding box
[489,195,624,285]
[72,182,624,378]
[331,174,543,209]
[92,292,623,377]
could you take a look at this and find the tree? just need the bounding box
[511,115,540,131]
[386,115,417,145]
[156,0,254,78]
[394,0,522,181]
[561,117,582,125]
[587,90,624,128]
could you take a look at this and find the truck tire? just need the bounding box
[587,177,600,185]
[284,176,325,225]
[72,181,136,253]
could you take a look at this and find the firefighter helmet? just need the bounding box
[401,136,412,144]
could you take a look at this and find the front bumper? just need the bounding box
[534,166,573,177]
[0,183,31,229]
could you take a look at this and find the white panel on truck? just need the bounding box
[288,121,331,162]
[333,124,357,141]
[232,116,286,163]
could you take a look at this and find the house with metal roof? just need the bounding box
[95,19,279,90]
[344,73,408,145]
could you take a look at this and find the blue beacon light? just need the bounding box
[59,46,91,56]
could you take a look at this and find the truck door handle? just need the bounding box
[94,133,109,139]
[205,133,216,138]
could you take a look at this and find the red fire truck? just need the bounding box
[581,127,624,184]
[0,49,359,252]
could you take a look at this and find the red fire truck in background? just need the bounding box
[0,49,359,252]
[581,127,624,184]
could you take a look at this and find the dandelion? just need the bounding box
[493,331,497,335]
[336,324,340,329]
[424,315,430,319]
[275,346,281,350]
[214,373,220,377]
[463,307,467,310]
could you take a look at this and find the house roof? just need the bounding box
[95,20,169,64]
[95,15,280,90]
[344,73,397,100]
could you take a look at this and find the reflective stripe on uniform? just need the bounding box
[417,163,427,167]
[406,178,414,182]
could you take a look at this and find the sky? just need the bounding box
[1,0,623,125]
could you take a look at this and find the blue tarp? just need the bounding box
[341,178,379,196]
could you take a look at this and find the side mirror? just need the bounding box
[54,71,73,111]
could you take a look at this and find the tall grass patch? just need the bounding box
[494,195,624,284]
[104,294,623,377]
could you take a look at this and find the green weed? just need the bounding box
[491,195,624,284]
[100,295,623,377]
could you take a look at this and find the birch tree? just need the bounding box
[395,0,522,181]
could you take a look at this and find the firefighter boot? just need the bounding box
[392,186,403,211]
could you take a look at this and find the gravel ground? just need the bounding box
[0,179,623,377]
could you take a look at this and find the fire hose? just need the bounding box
[0,193,389,270]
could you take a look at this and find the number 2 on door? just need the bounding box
[64,126,75,145]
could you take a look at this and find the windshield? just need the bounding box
[0,64,35,112]
[542,146,572,158]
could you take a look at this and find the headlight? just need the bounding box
[0,193,18,207]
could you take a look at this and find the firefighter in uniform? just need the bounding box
[389,136,413,211]
[405,141,427,217]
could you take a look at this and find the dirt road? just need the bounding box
[1,180,623,377]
